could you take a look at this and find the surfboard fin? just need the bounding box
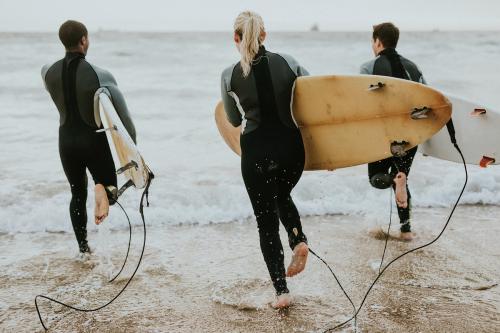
[390,141,409,157]
[117,161,139,175]
[479,156,495,168]
[411,107,432,119]
[471,108,487,116]
[96,125,118,133]
[368,82,385,91]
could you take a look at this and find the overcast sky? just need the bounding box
[1,0,500,32]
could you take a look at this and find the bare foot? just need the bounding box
[94,184,109,225]
[394,172,408,208]
[400,231,415,241]
[286,242,309,277]
[271,293,291,309]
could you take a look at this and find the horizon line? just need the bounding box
[1,28,500,34]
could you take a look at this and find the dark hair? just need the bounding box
[59,20,88,49]
[372,22,399,48]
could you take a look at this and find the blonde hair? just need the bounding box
[234,11,265,77]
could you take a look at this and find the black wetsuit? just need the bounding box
[221,46,308,295]
[361,48,426,232]
[42,52,136,252]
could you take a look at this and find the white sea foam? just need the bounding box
[1,31,500,233]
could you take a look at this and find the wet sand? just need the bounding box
[0,205,499,332]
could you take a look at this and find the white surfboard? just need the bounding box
[420,94,500,167]
[97,91,149,189]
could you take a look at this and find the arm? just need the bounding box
[220,67,242,127]
[41,64,51,91]
[107,84,137,144]
[360,63,371,74]
[360,58,377,75]
[419,72,427,85]
[297,64,309,77]
[278,53,309,77]
[90,64,137,143]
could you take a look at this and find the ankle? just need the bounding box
[400,220,411,233]
[79,243,91,254]
[289,233,308,251]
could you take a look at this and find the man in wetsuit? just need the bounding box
[360,22,427,241]
[42,20,136,254]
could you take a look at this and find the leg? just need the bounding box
[397,187,412,231]
[368,157,394,189]
[276,164,307,250]
[277,194,307,249]
[275,162,308,278]
[86,133,117,225]
[393,146,418,176]
[60,146,90,253]
[393,147,417,235]
[241,155,288,297]
[274,131,307,249]
[369,148,415,210]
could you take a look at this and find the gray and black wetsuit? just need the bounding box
[221,46,308,295]
[360,48,426,232]
[42,52,136,252]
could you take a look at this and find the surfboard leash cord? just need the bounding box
[312,120,468,332]
[34,170,154,331]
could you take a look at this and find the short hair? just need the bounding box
[59,20,88,49]
[372,22,399,49]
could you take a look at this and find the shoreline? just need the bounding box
[1,206,499,332]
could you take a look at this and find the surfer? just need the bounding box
[220,11,309,308]
[360,22,427,241]
[41,20,136,254]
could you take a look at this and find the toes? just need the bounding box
[286,265,298,277]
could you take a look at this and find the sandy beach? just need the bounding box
[1,205,498,332]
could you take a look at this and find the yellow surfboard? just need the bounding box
[215,75,451,171]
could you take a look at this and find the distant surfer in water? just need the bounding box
[41,20,136,254]
[360,22,427,241]
[221,11,309,308]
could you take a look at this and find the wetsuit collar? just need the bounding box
[257,45,266,56]
[379,47,398,56]
[253,45,266,63]
[379,47,408,80]
[65,51,85,61]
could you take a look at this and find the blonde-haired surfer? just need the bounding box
[221,11,310,308]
